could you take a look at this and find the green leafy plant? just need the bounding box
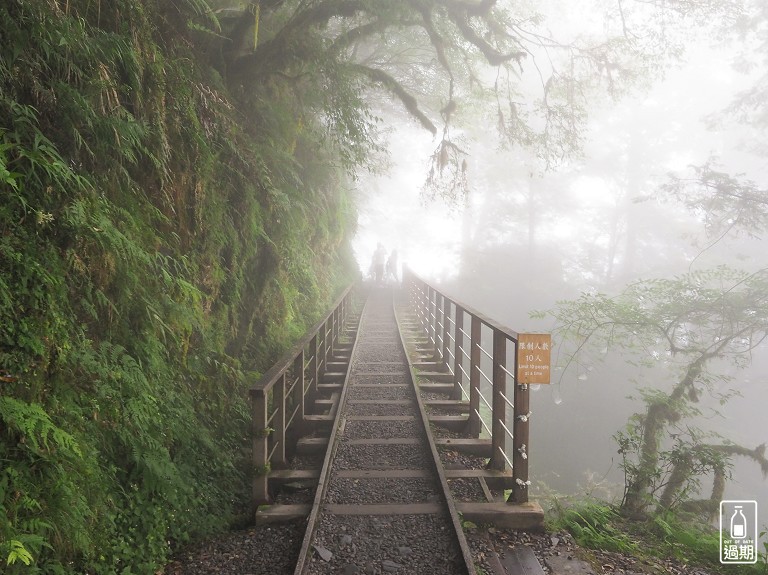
[5,540,35,566]
[548,500,639,554]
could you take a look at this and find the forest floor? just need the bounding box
[473,525,721,575]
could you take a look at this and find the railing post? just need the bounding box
[331,312,337,352]
[511,341,530,503]
[273,373,287,465]
[308,334,319,401]
[435,293,444,364]
[468,315,481,437]
[416,282,426,332]
[293,350,305,425]
[251,389,269,505]
[452,306,464,400]
[490,330,507,471]
[321,317,331,368]
[334,304,340,344]
[417,278,424,314]
[316,321,326,379]
[328,313,336,359]
[428,287,438,359]
[442,297,451,373]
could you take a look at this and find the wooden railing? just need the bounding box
[403,269,532,504]
[249,284,355,505]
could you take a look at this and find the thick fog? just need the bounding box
[353,29,768,530]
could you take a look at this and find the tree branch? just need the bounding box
[438,0,497,17]
[443,5,525,66]
[350,64,437,134]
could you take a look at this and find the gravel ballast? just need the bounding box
[352,374,411,385]
[305,513,466,575]
[344,418,421,439]
[164,521,305,575]
[333,442,431,470]
[348,385,410,400]
[326,477,441,504]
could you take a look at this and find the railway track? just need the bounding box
[293,287,477,575]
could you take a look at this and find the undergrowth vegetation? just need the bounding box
[547,498,768,574]
[1,1,358,572]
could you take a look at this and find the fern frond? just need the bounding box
[0,398,82,458]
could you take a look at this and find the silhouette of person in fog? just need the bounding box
[386,250,398,283]
[371,243,387,284]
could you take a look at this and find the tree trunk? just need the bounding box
[622,401,667,518]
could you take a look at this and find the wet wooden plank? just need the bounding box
[455,502,545,530]
[303,414,335,422]
[417,383,454,394]
[500,545,546,575]
[443,468,509,478]
[423,399,469,412]
[436,438,491,452]
[428,415,468,432]
[412,361,446,370]
[295,437,328,454]
[316,383,343,391]
[416,372,454,382]
[444,467,514,490]
[255,504,311,523]
[269,469,320,480]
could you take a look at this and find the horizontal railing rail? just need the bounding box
[403,268,531,504]
[249,284,355,506]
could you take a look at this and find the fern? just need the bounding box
[0,398,82,457]
[4,538,37,566]
[1,1,358,572]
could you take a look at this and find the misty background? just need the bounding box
[352,17,768,530]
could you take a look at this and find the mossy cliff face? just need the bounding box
[0,1,358,572]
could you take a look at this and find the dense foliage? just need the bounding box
[0,1,357,572]
[543,267,768,518]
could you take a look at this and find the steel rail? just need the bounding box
[292,291,476,575]
[291,296,367,575]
